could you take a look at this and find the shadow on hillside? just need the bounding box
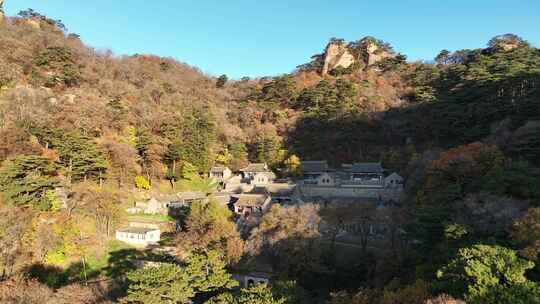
[103,247,178,299]
[24,246,175,292]
[25,263,68,288]
[287,114,395,164]
[104,248,140,279]
[237,234,379,300]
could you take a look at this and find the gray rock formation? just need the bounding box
[322,41,355,75]
[363,39,394,66]
[319,37,396,74]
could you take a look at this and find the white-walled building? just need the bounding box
[209,166,233,181]
[232,194,272,217]
[298,162,405,201]
[252,171,276,185]
[116,227,161,246]
[240,163,276,184]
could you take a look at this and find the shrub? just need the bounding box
[134,175,151,190]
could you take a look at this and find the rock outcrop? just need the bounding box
[319,37,396,75]
[322,41,355,75]
[21,18,41,29]
[488,34,527,53]
[363,39,394,66]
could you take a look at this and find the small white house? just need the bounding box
[232,194,272,217]
[240,163,269,180]
[209,166,233,181]
[252,172,276,185]
[144,198,163,214]
[127,198,166,215]
[116,227,161,246]
[385,172,404,189]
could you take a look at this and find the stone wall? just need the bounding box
[298,185,402,201]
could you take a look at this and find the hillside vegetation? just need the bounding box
[1,9,540,304]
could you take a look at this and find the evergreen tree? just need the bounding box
[57,133,108,182]
[29,127,108,182]
[437,244,535,300]
[0,155,59,210]
[260,75,298,107]
[122,263,194,304]
[123,251,237,304]
[216,74,228,88]
[205,284,286,304]
[185,250,238,292]
[162,108,216,173]
[435,49,451,65]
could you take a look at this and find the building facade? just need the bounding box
[299,162,404,200]
[209,166,232,181]
[232,194,272,217]
[240,163,276,185]
[116,227,161,246]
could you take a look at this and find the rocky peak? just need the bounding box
[359,37,395,66]
[487,34,528,53]
[20,18,41,29]
[492,40,521,52]
[318,37,396,75]
[321,40,355,75]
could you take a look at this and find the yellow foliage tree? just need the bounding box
[284,154,301,178]
[215,148,232,166]
[134,175,151,190]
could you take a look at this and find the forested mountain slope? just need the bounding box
[3,13,537,176]
[1,9,540,304]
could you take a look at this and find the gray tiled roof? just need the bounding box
[240,163,268,172]
[117,227,158,234]
[348,162,384,173]
[233,194,269,207]
[300,161,328,173]
[256,171,276,179]
[177,191,207,200]
[213,194,232,205]
[247,186,270,195]
[210,166,229,173]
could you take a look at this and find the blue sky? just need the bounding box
[5,0,540,78]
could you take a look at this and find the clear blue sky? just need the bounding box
[5,0,540,78]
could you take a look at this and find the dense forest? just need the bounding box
[1,9,540,304]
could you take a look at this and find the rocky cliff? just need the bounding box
[322,41,355,75]
[319,37,395,75]
[363,39,394,66]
